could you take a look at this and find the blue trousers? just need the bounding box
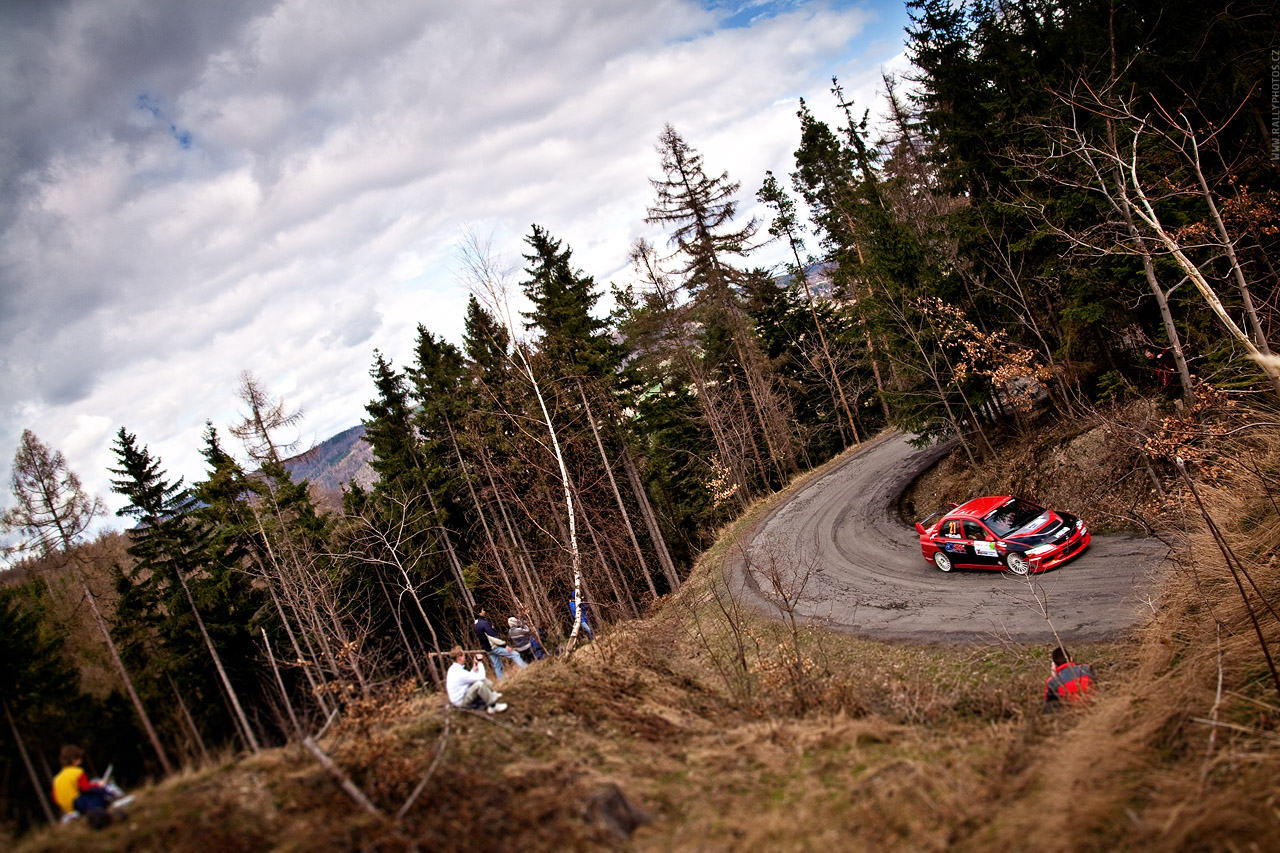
[487,645,527,678]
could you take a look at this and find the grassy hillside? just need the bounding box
[16,409,1280,852]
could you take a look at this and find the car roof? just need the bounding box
[946,496,1012,520]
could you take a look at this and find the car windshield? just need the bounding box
[983,499,1045,537]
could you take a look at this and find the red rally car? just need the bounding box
[914,496,1091,575]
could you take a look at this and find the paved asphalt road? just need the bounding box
[735,432,1171,644]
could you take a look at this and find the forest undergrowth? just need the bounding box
[14,401,1280,853]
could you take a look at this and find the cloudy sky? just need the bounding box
[0,0,912,533]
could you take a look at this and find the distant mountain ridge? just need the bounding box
[282,424,375,499]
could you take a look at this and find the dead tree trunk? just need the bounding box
[173,565,259,753]
[577,380,659,599]
[619,446,680,590]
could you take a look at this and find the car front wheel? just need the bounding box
[1005,552,1032,576]
[933,551,953,572]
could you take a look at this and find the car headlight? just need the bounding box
[1026,543,1057,557]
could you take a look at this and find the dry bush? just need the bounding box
[904,399,1169,533]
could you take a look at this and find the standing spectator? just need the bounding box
[446,647,507,713]
[508,616,535,662]
[474,607,527,678]
[568,597,594,641]
[529,627,548,660]
[1044,647,1096,711]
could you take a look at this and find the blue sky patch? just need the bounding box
[137,93,191,149]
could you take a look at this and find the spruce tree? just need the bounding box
[110,428,260,753]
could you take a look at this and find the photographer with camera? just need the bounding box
[445,646,508,714]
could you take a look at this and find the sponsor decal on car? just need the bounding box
[974,541,998,557]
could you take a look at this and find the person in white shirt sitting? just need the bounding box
[445,646,508,713]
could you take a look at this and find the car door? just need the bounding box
[964,521,1002,568]
[934,518,974,566]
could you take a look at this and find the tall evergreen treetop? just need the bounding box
[363,351,422,489]
[110,427,209,588]
[520,224,615,378]
[646,123,758,294]
[463,293,510,381]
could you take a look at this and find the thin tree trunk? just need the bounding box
[302,736,383,818]
[1101,85,1276,394]
[483,452,553,629]
[423,481,476,615]
[598,533,641,618]
[846,268,893,423]
[263,629,304,740]
[577,381,659,599]
[167,673,210,766]
[1181,117,1273,359]
[1104,119,1196,406]
[783,230,859,446]
[575,486,637,619]
[252,508,345,691]
[173,567,259,753]
[75,573,174,775]
[267,584,331,718]
[445,415,521,605]
[727,375,773,490]
[389,556,445,691]
[377,572,426,686]
[619,446,680,589]
[645,264,753,504]
[510,341,582,650]
[708,258,796,483]
[212,664,253,754]
[802,275,860,445]
[3,699,56,826]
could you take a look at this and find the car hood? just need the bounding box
[1003,511,1078,548]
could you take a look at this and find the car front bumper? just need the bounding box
[1032,525,1091,571]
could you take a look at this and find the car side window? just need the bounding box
[942,520,964,538]
[963,521,989,541]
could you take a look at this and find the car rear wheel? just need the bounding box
[1005,552,1031,576]
[933,551,953,572]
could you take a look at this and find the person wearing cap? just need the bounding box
[474,607,527,678]
[1043,646,1096,711]
[446,646,507,713]
[507,616,535,662]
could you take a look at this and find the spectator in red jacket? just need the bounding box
[1044,647,1096,711]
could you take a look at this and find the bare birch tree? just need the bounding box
[459,231,586,649]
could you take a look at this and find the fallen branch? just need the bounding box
[1190,718,1280,744]
[302,736,383,818]
[397,706,452,819]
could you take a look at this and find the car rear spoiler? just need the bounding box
[915,508,945,535]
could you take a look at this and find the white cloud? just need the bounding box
[0,0,911,528]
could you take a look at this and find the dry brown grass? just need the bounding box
[950,410,1280,852]
[16,412,1280,852]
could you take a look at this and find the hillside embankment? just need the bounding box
[15,403,1280,852]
